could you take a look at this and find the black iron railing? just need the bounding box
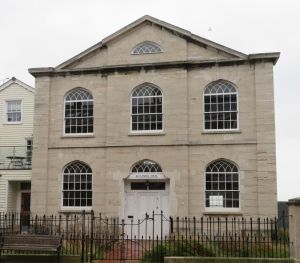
[0,211,290,262]
[0,146,32,170]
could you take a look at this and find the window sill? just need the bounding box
[204,209,242,216]
[128,131,165,136]
[59,208,92,214]
[202,130,241,134]
[3,122,23,125]
[61,134,95,139]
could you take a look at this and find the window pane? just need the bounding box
[205,160,239,208]
[64,89,93,134]
[131,85,163,131]
[6,101,21,122]
[63,162,92,207]
[131,182,147,190]
[148,182,165,190]
[204,82,238,130]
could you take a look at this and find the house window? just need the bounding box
[64,88,93,134]
[6,100,21,123]
[132,41,162,54]
[26,138,32,165]
[131,84,163,132]
[205,159,239,208]
[62,161,92,208]
[204,80,238,130]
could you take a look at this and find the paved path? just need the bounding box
[95,239,153,262]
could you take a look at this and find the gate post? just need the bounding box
[81,210,86,263]
[89,210,94,263]
[120,219,125,261]
[288,198,300,262]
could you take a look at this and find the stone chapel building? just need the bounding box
[29,15,279,219]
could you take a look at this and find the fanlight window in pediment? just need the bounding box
[132,41,162,55]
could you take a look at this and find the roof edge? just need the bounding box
[248,52,280,65]
[29,55,279,77]
[55,15,247,70]
[0,77,35,93]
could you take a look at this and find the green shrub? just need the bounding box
[141,240,216,262]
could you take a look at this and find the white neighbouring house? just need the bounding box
[0,77,34,216]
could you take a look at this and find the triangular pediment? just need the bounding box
[0,77,34,93]
[56,15,247,70]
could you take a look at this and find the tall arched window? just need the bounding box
[132,41,162,55]
[62,161,92,207]
[131,83,163,132]
[205,159,239,208]
[130,160,165,190]
[64,88,93,134]
[204,80,238,130]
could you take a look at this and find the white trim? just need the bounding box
[202,81,239,132]
[60,161,93,210]
[203,159,241,210]
[63,88,94,136]
[127,172,166,180]
[124,179,170,192]
[61,134,94,138]
[4,99,22,124]
[129,83,164,134]
[0,78,34,93]
[55,15,247,69]
[123,179,170,223]
[131,41,163,55]
[204,207,241,213]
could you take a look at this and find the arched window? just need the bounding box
[205,159,239,208]
[62,161,92,207]
[131,83,163,132]
[131,159,163,173]
[64,88,93,134]
[204,80,238,130]
[130,160,165,190]
[132,41,162,55]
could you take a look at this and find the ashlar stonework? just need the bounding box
[29,15,279,218]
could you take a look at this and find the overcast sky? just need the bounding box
[0,0,299,201]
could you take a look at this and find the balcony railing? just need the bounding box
[0,146,32,170]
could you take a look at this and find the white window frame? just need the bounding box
[130,83,164,134]
[204,159,241,213]
[203,81,239,132]
[131,41,163,55]
[63,88,94,136]
[5,100,22,124]
[61,161,93,210]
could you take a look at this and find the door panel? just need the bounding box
[124,184,169,239]
[20,192,31,232]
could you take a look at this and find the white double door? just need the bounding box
[124,183,169,239]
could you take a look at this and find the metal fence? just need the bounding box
[0,211,290,262]
[0,146,32,170]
